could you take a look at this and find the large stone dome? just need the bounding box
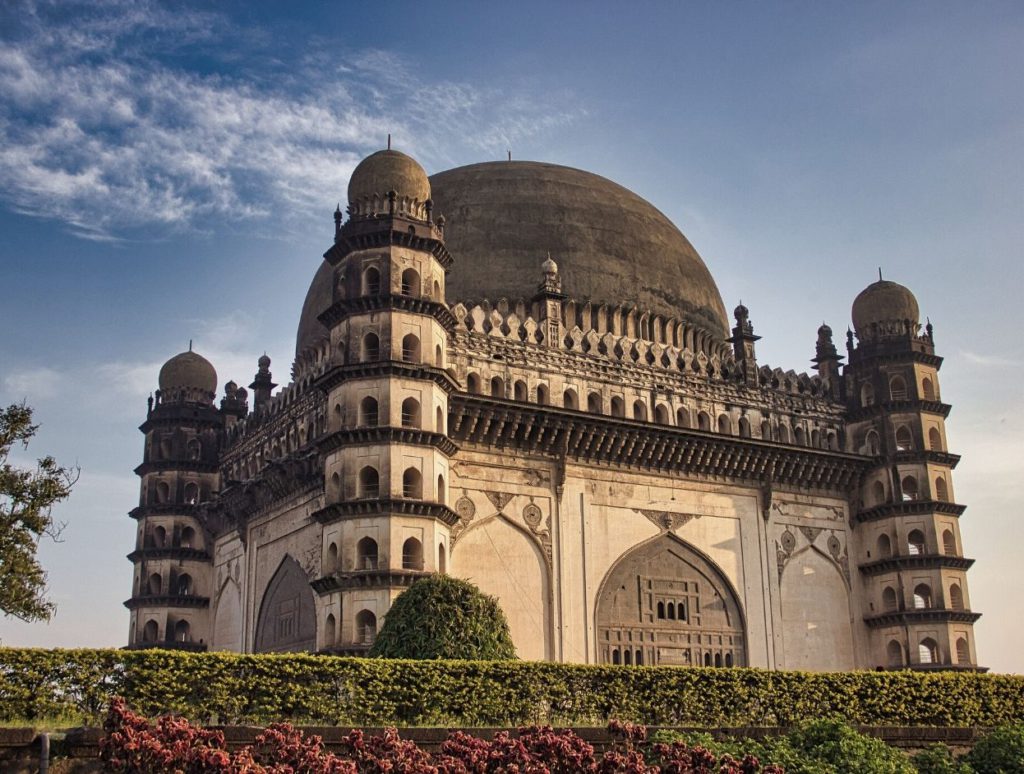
[430,161,728,338]
[158,350,217,394]
[296,159,729,360]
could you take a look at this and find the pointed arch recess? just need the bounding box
[449,512,551,661]
[212,576,242,652]
[594,533,747,667]
[254,555,316,653]
[778,545,855,670]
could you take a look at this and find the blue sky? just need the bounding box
[1,0,1022,672]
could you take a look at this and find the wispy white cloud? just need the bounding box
[0,0,583,241]
[959,350,1017,368]
[2,366,62,400]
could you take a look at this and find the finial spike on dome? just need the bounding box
[387,133,391,150]
[508,149,512,161]
[878,267,883,281]
[189,339,192,351]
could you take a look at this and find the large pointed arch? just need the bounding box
[594,533,746,667]
[212,576,242,652]
[779,546,855,670]
[254,555,316,653]
[450,514,551,661]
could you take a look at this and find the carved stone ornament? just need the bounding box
[635,509,702,532]
[798,525,822,544]
[776,539,791,583]
[771,501,844,521]
[827,533,842,559]
[780,528,797,553]
[523,503,543,529]
[302,544,320,580]
[452,494,476,542]
[484,490,515,514]
[455,495,476,521]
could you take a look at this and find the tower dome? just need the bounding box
[851,279,920,337]
[347,149,431,219]
[158,350,217,395]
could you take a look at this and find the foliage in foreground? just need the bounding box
[100,698,782,773]
[963,723,1024,773]
[655,719,914,774]
[368,575,516,660]
[4,648,1024,728]
[0,404,76,622]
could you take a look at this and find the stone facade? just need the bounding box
[124,149,981,671]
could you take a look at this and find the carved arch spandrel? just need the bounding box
[452,490,553,569]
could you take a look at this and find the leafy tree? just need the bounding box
[0,403,76,621]
[369,574,516,660]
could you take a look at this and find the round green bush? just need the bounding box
[775,718,915,774]
[965,724,1024,773]
[368,575,517,660]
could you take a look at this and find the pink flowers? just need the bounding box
[99,697,783,773]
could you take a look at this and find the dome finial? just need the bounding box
[387,133,391,150]
[188,339,192,352]
[878,266,883,281]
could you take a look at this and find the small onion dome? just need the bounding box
[818,323,832,336]
[851,279,920,335]
[224,380,238,396]
[235,386,248,401]
[158,350,217,395]
[347,149,430,219]
[734,303,749,319]
[258,354,271,369]
[541,256,559,273]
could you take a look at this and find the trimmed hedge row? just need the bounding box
[2,648,1023,727]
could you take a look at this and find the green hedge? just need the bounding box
[2,648,1023,727]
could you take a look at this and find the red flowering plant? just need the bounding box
[99,697,786,773]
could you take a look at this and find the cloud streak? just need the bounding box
[0,0,583,241]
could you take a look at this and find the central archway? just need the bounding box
[254,555,316,653]
[595,534,746,667]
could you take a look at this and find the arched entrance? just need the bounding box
[595,534,746,667]
[254,555,316,652]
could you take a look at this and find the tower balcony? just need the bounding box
[855,499,966,523]
[846,399,952,423]
[311,498,458,527]
[864,608,981,628]
[310,568,431,595]
[316,426,458,456]
[126,547,211,563]
[129,503,202,520]
[123,594,211,610]
[859,553,974,576]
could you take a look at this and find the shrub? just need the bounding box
[779,718,914,774]
[99,699,784,773]
[368,575,516,660]
[964,724,1024,773]
[3,648,1024,728]
[912,744,971,774]
[653,719,915,774]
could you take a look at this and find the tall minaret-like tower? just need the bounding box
[126,349,227,650]
[310,148,458,652]
[845,278,982,671]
